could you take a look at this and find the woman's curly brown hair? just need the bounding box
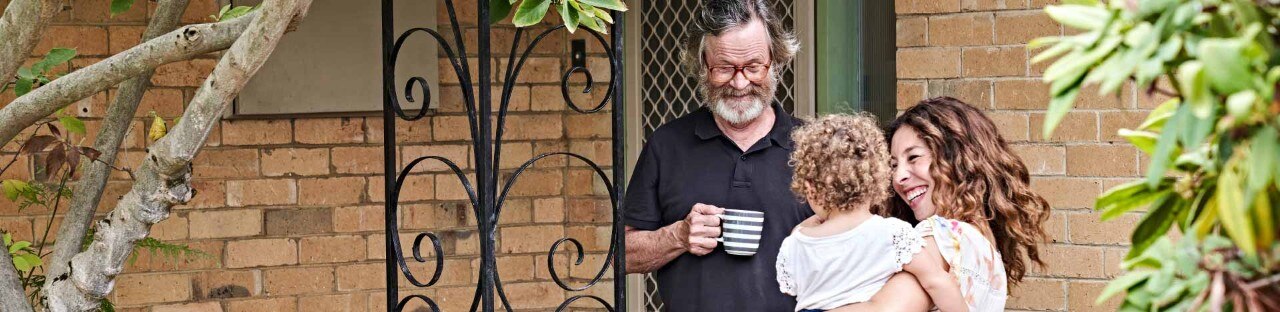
[884,97,1052,286]
[789,113,892,211]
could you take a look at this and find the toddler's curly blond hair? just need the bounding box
[789,113,892,211]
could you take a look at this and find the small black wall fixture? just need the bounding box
[379,1,627,311]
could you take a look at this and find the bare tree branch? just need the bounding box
[0,0,63,88]
[0,10,260,149]
[0,250,33,312]
[41,0,311,310]
[45,0,193,284]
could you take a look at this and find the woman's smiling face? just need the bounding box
[890,125,937,220]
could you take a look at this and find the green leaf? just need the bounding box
[2,180,29,201]
[220,6,254,21]
[576,0,627,11]
[1097,179,1171,220]
[1137,0,1177,18]
[110,0,135,17]
[40,48,77,69]
[1126,193,1179,259]
[594,6,613,24]
[1226,90,1257,119]
[1119,129,1159,154]
[59,116,86,135]
[20,254,42,269]
[511,0,552,27]
[1030,41,1073,64]
[217,4,231,19]
[1097,270,1154,304]
[8,241,30,253]
[557,0,579,33]
[1199,38,1254,95]
[1137,98,1179,131]
[1045,4,1110,30]
[490,0,513,24]
[12,255,30,272]
[16,67,34,80]
[579,11,605,34]
[1176,61,1216,119]
[1250,127,1279,194]
[100,299,115,312]
[14,78,32,96]
[1146,105,1185,188]
[2,233,9,246]
[1042,87,1081,139]
[1218,161,1257,255]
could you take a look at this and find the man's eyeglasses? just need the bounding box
[707,63,771,84]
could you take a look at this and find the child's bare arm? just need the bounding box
[902,237,968,312]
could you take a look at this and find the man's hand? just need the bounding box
[677,203,724,256]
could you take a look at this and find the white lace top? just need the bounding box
[916,215,1008,312]
[775,215,925,311]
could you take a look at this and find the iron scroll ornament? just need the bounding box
[380,0,627,312]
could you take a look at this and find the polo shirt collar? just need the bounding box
[694,102,796,150]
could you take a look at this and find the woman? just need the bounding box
[827,97,1051,311]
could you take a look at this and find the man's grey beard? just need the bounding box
[705,75,777,125]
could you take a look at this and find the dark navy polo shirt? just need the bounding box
[624,103,814,312]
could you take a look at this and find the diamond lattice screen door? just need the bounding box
[626,0,804,311]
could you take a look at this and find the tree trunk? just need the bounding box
[0,251,33,312]
[44,0,192,284]
[0,0,63,88]
[0,10,259,149]
[41,0,311,310]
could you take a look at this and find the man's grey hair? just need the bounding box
[680,0,801,79]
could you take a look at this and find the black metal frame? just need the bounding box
[379,1,626,311]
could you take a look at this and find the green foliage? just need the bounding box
[2,48,76,97]
[496,0,627,33]
[1037,0,1280,308]
[129,237,216,265]
[3,233,42,273]
[109,0,135,17]
[211,4,257,22]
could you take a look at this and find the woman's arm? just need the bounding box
[903,237,968,312]
[827,272,931,312]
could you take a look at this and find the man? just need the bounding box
[623,1,809,310]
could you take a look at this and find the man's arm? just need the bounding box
[624,224,687,274]
[625,204,723,274]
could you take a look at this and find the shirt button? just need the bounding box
[739,155,746,161]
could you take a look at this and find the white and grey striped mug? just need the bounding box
[716,209,764,256]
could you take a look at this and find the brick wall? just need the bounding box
[0,0,616,311]
[894,0,1169,311]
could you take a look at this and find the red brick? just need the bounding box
[1068,211,1139,245]
[151,302,220,312]
[963,46,1025,77]
[986,111,1030,141]
[73,0,147,22]
[1069,280,1125,312]
[221,119,292,145]
[898,80,926,109]
[1030,112,1100,142]
[226,179,297,206]
[505,114,564,140]
[112,273,192,305]
[501,282,565,309]
[295,118,365,144]
[301,235,366,264]
[1011,144,1065,175]
[502,169,563,197]
[995,11,1061,45]
[928,13,993,46]
[403,203,465,230]
[500,225,562,253]
[192,149,259,179]
[927,79,992,108]
[188,209,262,239]
[336,262,385,291]
[962,0,1029,11]
[498,142,534,169]
[1039,244,1107,278]
[1076,84,1132,109]
[177,0,218,24]
[331,146,382,174]
[897,17,927,47]
[334,205,386,233]
[225,298,296,312]
[151,59,218,87]
[299,293,368,312]
[434,173,478,201]
[35,26,109,56]
[225,238,297,268]
[1099,111,1148,142]
[183,180,226,209]
[265,208,333,235]
[565,114,609,139]
[1031,176,1103,209]
[401,144,470,171]
[195,270,257,300]
[1066,144,1138,177]
[261,148,329,177]
[299,177,366,205]
[364,116,433,143]
[897,48,961,79]
[1007,278,1066,310]
[993,79,1050,109]
[107,26,145,55]
[533,198,565,223]
[897,0,962,14]
[264,267,335,296]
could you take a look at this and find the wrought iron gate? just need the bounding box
[379,0,626,311]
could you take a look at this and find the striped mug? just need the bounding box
[716,208,764,256]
